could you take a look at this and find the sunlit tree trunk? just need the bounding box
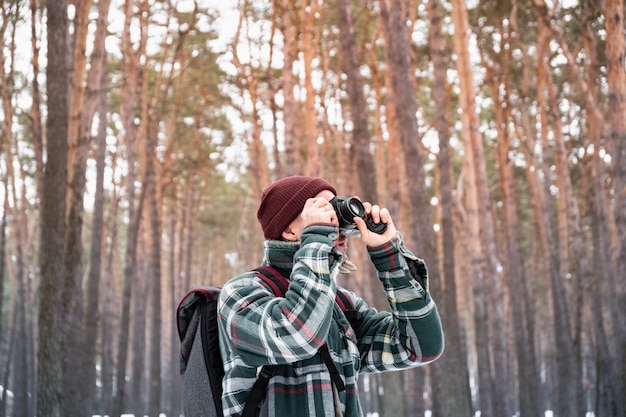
[382,49,402,220]
[367,21,388,205]
[280,0,301,176]
[233,1,270,194]
[302,0,321,176]
[266,3,283,177]
[451,0,510,415]
[66,0,90,185]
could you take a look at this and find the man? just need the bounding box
[218,176,444,417]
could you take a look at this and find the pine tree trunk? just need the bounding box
[29,0,45,198]
[37,0,69,414]
[603,3,626,413]
[112,1,144,414]
[280,0,300,176]
[337,0,378,201]
[491,74,544,417]
[302,0,321,176]
[146,128,163,417]
[537,18,592,416]
[78,0,111,412]
[377,1,441,415]
[101,179,120,416]
[451,0,511,415]
[427,1,474,416]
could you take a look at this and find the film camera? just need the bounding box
[330,196,387,237]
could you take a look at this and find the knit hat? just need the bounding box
[257,176,337,240]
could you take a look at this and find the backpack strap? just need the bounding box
[241,365,277,417]
[255,266,363,331]
[335,289,364,333]
[240,267,288,417]
[253,265,289,296]
[251,266,356,394]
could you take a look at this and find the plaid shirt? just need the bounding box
[218,224,444,417]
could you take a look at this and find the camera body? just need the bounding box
[330,196,387,237]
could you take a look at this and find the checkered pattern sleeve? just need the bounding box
[355,233,444,373]
[218,227,340,367]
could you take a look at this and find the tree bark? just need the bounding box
[337,0,378,201]
[82,0,112,412]
[603,3,626,411]
[280,0,301,176]
[427,1,473,416]
[100,162,121,416]
[37,0,69,415]
[451,0,507,415]
[377,1,440,415]
[302,0,321,176]
[536,16,589,416]
[112,0,144,414]
[29,0,44,199]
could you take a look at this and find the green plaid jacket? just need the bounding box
[217,224,444,417]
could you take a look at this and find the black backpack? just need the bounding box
[176,266,363,417]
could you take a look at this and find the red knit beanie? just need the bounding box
[257,176,337,240]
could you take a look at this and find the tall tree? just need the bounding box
[377,0,440,416]
[62,0,110,413]
[280,0,301,176]
[427,1,473,416]
[82,0,112,412]
[112,0,145,414]
[37,0,69,414]
[337,0,378,201]
[4,10,31,408]
[602,0,626,413]
[29,0,44,198]
[534,11,583,417]
[302,0,322,176]
[232,0,270,195]
[451,0,505,414]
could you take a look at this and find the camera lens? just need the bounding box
[331,197,365,225]
[348,200,362,215]
[330,196,388,236]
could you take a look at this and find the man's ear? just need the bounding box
[282,227,298,242]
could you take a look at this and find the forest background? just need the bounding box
[0,0,625,416]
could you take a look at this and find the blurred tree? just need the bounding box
[82,0,113,413]
[337,0,378,201]
[37,0,69,415]
[426,1,473,416]
[112,0,146,415]
[603,1,626,411]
